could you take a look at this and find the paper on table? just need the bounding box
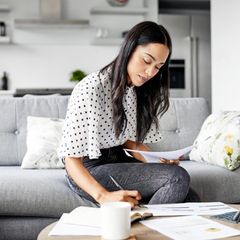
[49,206,152,236]
[62,206,101,227]
[62,206,152,227]
[62,203,237,229]
[143,202,238,216]
[48,214,101,236]
[124,145,193,162]
[49,203,237,236]
[141,215,240,240]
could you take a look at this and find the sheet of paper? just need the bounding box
[62,206,101,227]
[124,145,193,162]
[135,202,237,216]
[141,215,240,240]
[48,214,101,236]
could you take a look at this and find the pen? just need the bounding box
[109,175,145,209]
[233,211,240,223]
[109,175,124,190]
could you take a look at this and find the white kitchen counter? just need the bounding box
[0,90,15,97]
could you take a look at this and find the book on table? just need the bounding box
[131,211,153,223]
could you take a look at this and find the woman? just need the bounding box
[58,21,191,208]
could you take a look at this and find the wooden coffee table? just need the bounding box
[38,204,240,240]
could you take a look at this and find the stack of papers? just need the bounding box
[49,202,239,237]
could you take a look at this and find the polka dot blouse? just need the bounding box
[58,68,162,160]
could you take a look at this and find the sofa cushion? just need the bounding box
[189,111,240,170]
[148,98,209,155]
[21,116,65,169]
[180,160,240,203]
[0,167,97,218]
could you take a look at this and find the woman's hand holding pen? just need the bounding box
[98,190,141,209]
[104,175,142,208]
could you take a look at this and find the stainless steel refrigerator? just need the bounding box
[159,14,211,108]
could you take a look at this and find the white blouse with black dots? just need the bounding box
[58,69,162,160]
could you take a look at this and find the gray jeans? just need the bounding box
[66,146,192,204]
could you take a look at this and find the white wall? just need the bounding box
[211,0,240,111]
[0,0,158,90]
[0,45,118,88]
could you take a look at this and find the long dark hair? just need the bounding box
[101,21,172,143]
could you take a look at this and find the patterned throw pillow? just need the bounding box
[189,111,240,170]
[21,116,65,169]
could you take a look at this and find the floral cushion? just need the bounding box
[189,111,240,170]
[21,116,65,169]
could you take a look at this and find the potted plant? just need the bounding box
[70,69,87,83]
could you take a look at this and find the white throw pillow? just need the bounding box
[21,116,65,169]
[189,111,240,170]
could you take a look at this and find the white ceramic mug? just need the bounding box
[101,201,131,240]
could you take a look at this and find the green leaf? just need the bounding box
[70,69,87,82]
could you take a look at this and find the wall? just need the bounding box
[0,0,158,90]
[0,45,118,89]
[211,0,240,111]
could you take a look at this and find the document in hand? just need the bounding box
[124,145,193,162]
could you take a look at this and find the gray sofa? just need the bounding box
[1,96,240,240]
